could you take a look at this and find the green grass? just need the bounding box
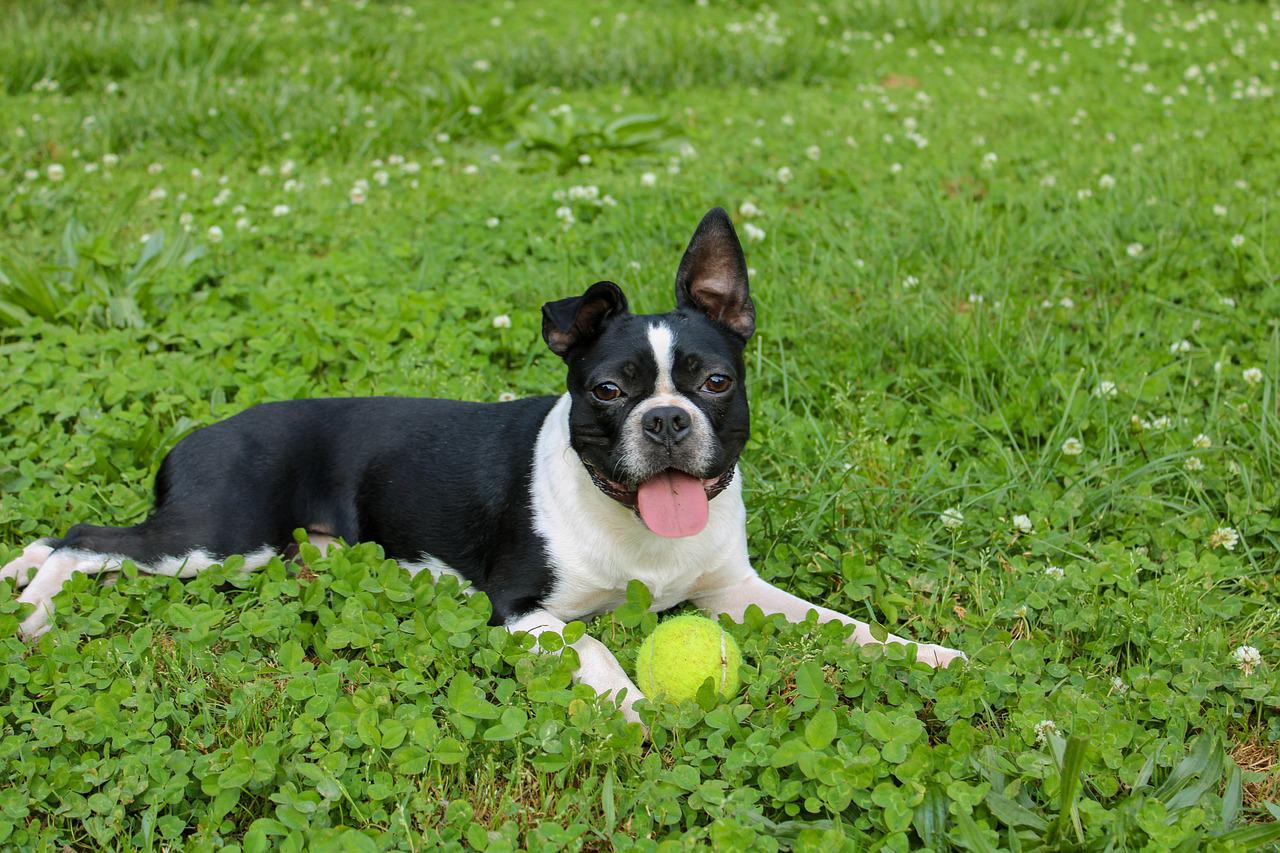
[1,0,1278,849]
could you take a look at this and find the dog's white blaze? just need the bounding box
[531,394,753,622]
[647,323,677,396]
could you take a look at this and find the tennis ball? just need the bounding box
[634,615,742,702]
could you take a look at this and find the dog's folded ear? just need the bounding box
[542,280,629,357]
[675,207,755,340]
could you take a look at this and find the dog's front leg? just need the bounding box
[506,610,645,725]
[694,574,966,668]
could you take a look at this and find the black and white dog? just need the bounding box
[1,208,964,722]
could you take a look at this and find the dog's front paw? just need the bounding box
[914,643,968,669]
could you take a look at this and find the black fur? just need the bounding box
[52,397,562,622]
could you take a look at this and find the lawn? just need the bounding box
[1,0,1278,849]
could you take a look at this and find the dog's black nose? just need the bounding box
[643,406,691,445]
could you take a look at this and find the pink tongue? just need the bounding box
[636,470,710,538]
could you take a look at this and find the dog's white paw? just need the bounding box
[5,547,118,639]
[1,539,55,589]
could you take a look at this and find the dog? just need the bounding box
[1,208,965,723]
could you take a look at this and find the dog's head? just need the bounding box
[542,207,754,539]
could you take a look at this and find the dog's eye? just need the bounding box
[701,374,732,394]
[592,382,623,402]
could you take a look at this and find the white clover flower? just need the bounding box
[1184,456,1204,471]
[554,206,574,222]
[1170,339,1191,354]
[1219,296,1235,308]
[473,59,491,72]
[1242,367,1263,385]
[739,201,760,218]
[46,163,65,182]
[373,170,389,186]
[213,188,231,206]
[805,145,821,161]
[940,507,964,530]
[1058,296,1075,309]
[436,132,451,144]
[281,159,297,176]
[467,105,483,116]
[1109,676,1128,696]
[1013,514,1033,534]
[1192,433,1211,449]
[463,164,479,175]
[402,161,421,174]
[207,225,224,243]
[485,217,500,229]
[1212,204,1227,216]
[640,172,657,187]
[1231,645,1261,676]
[577,153,592,166]
[1077,188,1093,200]
[1209,527,1239,551]
[743,223,766,243]
[190,167,203,179]
[282,179,300,193]
[235,217,251,231]
[83,163,98,174]
[776,166,794,183]
[1126,242,1144,257]
[1230,234,1245,248]
[1034,719,1059,744]
[257,164,274,177]
[1098,174,1116,189]
[272,204,290,217]
[1041,174,1057,187]
[902,275,919,289]
[179,212,194,226]
[492,314,511,329]
[147,162,164,175]
[1044,565,1064,578]
[498,391,517,402]
[149,187,168,201]
[889,162,903,174]
[1061,437,1084,456]
[1095,380,1118,398]
[349,186,367,205]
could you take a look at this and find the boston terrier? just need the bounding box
[1,208,965,723]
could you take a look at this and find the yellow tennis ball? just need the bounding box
[634,615,742,702]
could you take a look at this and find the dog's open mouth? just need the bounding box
[583,463,735,539]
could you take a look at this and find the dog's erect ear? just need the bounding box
[675,207,755,340]
[542,280,629,358]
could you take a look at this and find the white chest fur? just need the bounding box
[530,394,751,621]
